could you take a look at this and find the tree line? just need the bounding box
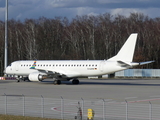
[0,12,159,74]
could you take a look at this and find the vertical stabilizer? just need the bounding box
[108,33,138,62]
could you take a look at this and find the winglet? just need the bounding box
[30,61,37,69]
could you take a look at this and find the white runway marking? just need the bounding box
[125,97,137,99]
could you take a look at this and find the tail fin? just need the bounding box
[108,33,138,62]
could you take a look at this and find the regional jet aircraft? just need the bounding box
[4,33,154,84]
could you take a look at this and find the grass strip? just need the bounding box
[0,114,60,120]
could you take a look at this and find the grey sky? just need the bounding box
[0,0,160,21]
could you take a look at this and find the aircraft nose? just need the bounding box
[3,69,6,74]
[3,67,8,74]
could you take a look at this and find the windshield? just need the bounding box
[8,64,12,67]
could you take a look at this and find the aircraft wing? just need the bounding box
[30,67,80,78]
[29,61,80,78]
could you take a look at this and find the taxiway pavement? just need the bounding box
[0,78,160,103]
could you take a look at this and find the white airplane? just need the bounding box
[4,33,154,84]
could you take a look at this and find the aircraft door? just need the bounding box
[99,61,105,72]
[15,61,20,71]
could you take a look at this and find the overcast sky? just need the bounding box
[0,0,160,21]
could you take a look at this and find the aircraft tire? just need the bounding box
[72,79,79,84]
[24,77,29,81]
[54,80,61,85]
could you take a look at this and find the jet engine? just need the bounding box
[28,72,47,81]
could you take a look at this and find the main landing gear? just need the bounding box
[53,79,79,85]
[72,79,79,84]
[54,80,61,85]
[16,76,29,82]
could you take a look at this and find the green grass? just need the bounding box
[0,114,60,120]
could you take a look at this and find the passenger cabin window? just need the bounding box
[25,63,98,68]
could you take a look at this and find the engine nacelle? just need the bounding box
[28,72,47,81]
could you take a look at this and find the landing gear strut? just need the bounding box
[72,79,79,84]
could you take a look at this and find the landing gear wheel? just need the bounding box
[16,76,25,83]
[16,77,21,82]
[54,80,61,85]
[23,77,29,81]
[72,79,79,84]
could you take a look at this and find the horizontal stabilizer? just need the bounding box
[117,61,131,67]
[117,60,154,67]
[139,61,155,65]
[117,61,140,67]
